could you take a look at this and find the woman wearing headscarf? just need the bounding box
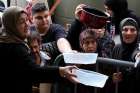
[0,6,78,93]
[104,0,140,44]
[111,17,140,93]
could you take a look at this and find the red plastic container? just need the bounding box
[79,7,108,29]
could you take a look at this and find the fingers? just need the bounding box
[75,4,87,19]
[65,67,80,84]
[67,76,80,84]
[135,52,140,59]
[112,72,122,83]
[59,66,80,84]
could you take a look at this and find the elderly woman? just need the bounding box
[0,6,78,93]
[111,17,140,93]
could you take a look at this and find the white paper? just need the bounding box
[40,51,51,60]
[75,69,108,88]
[134,59,140,68]
[63,53,98,64]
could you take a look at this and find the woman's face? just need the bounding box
[16,13,29,39]
[122,25,137,44]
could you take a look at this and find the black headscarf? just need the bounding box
[119,17,139,61]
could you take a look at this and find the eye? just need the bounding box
[122,28,128,32]
[44,15,48,18]
[17,19,26,24]
[130,28,136,32]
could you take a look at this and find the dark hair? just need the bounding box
[79,29,97,45]
[27,31,42,46]
[31,3,48,15]
[104,0,128,14]
[104,0,130,35]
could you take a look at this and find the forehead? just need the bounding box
[30,39,40,45]
[83,38,96,42]
[33,11,49,17]
[122,25,136,29]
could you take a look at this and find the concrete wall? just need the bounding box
[8,0,140,27]
[10,0,49,8]
[53,0,140,27]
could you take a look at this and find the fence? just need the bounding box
[52,54,139,93]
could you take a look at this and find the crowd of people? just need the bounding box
[0,0,140,93]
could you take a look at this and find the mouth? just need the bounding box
[87,49,96,52]
[125,36,132,40]
[124,36,135,43]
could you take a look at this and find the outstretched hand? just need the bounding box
[59,66,80,83]
[75,4,87,19]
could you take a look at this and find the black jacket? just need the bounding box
[0,42,62,93]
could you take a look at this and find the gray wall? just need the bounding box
[9,0,140,27]
[53,0,140,27]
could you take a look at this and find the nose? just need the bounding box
[32,48,37,53]
[25,20,29,27]
[88,42,94,47]
[126,29,132,34]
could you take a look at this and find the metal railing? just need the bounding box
[53,54,139,93]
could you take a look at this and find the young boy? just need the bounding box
[77,29,99,93]
[79,28,98,53]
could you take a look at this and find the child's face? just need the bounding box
[81,38,97,53]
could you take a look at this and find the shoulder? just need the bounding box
[49,24,66,33]
[0,43,30,59]
[70,19,84,29]
[50,24,65,30]
[11,43,30,55]
[50,24,66,37]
